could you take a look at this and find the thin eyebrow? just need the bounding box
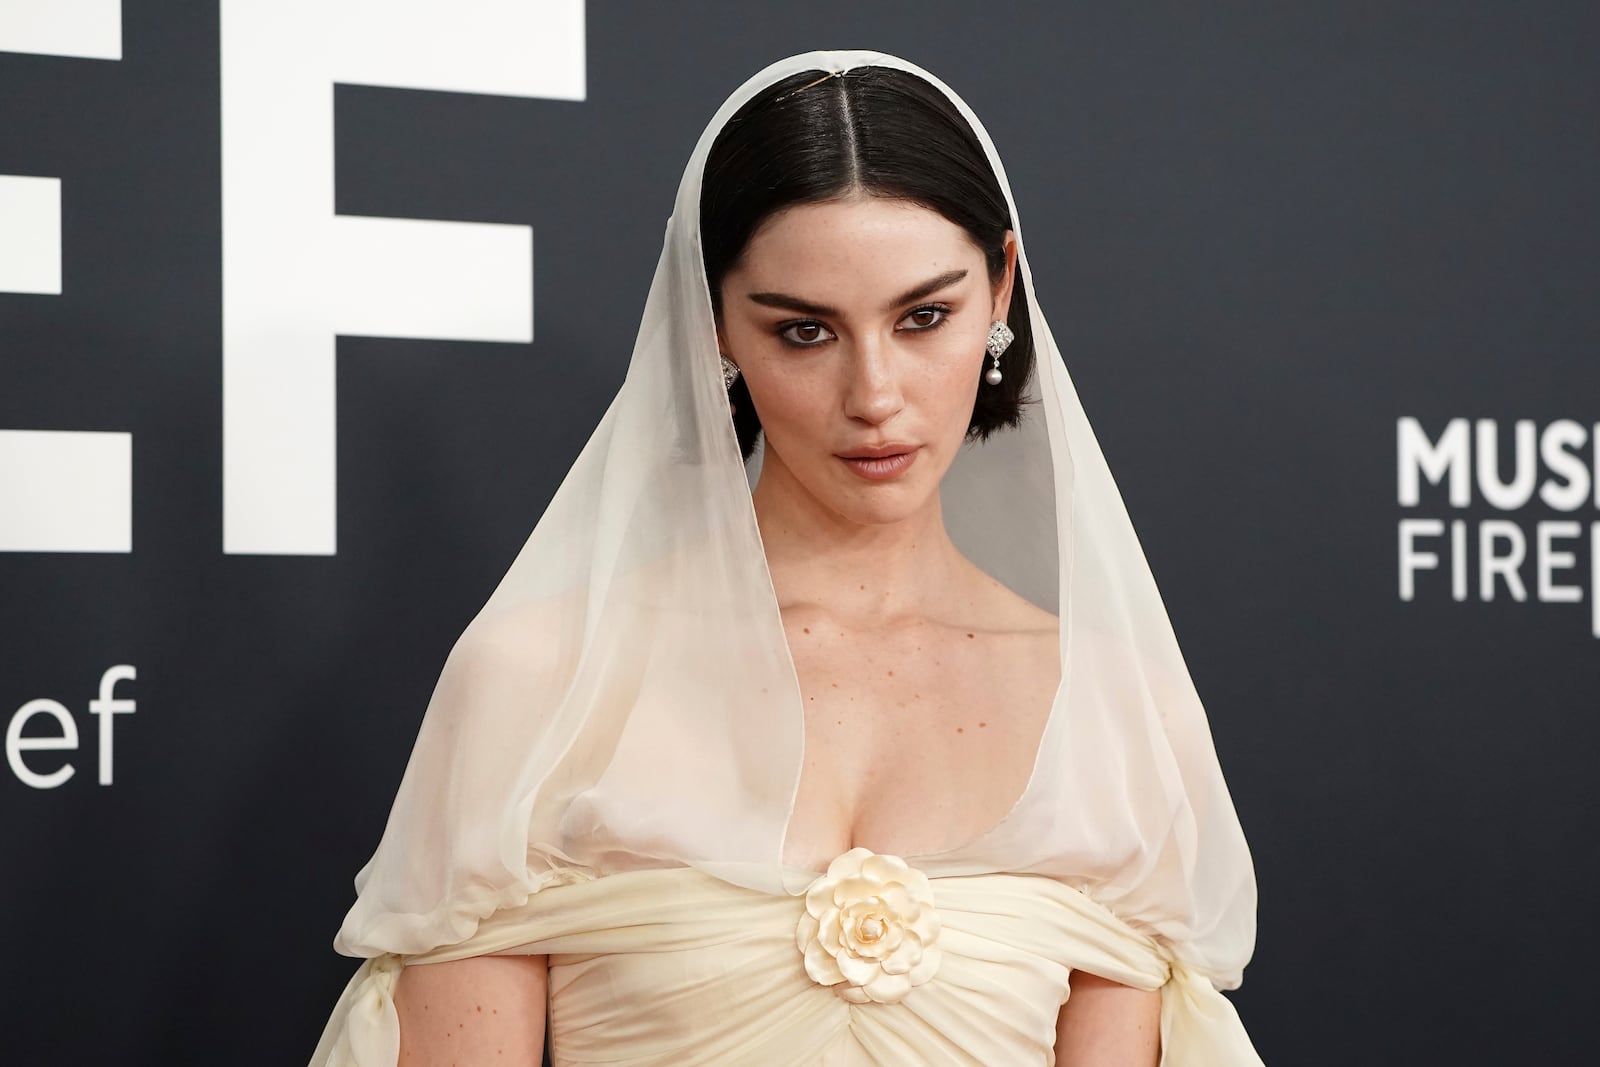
[744,268,970,318]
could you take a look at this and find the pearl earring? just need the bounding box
[984,321,1014,385]
[720,354,741,389]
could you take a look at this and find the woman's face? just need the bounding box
[717,195,1015,528]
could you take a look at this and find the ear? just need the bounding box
[991,230,1018,323]
[714,319,729,357]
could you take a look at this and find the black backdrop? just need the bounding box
[3,2,1597,1064]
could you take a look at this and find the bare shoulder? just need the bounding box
[951,562,1061,697]
[988,581,1058,635]
[963,561,1059,643]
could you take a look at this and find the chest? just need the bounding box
[779,615,1058,871]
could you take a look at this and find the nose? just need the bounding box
[840,336,905,426]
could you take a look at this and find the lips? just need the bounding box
[837,444,920,481]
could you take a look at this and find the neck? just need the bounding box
[751,449,964,628]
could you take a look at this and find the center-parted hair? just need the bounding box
[700,66,1037,461]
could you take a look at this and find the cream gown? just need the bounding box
[310,47,1265,1067]
[310,858,1260,1065]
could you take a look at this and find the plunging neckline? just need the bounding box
[775,662,1066,878]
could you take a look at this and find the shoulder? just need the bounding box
[962,562,1059,647]
[430,589,588,718]
[448,603,569,677]
[949,564,1060,698]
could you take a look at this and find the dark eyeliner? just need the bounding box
[902,302,954,332]
[775,319,832,348]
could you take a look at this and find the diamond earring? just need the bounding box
[984,320,1014,385]
[720,354,741,389]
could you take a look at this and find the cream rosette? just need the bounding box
[795,847,943,1004]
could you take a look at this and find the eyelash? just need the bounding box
[776,303,954,348]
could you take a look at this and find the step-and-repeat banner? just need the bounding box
[3,2,1595,1063]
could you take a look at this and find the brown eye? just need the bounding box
[901,305,950,331]
[779,321,834,346]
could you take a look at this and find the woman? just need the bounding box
[310,50,1262,1066]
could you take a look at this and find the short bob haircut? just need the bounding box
[700,65,1036,462]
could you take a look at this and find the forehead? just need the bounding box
[731,196,983,297]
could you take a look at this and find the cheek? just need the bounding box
[719,315,761,364]
[750,389,799,437]
[913,329,988,423]
[742,369,824,443]
[722,326,834,437]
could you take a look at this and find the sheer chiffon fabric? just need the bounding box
[312,49,1262,1065]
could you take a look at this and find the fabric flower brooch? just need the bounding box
[796,847,943,1004]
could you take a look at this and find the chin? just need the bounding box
[822,478,936,527]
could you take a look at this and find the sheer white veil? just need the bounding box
[334,49,1257,994]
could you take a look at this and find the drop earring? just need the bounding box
[984,320,1014,385]
[720,354,741,389]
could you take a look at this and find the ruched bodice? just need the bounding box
[538,867,1078,1064]
[310,862,1261,1066]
